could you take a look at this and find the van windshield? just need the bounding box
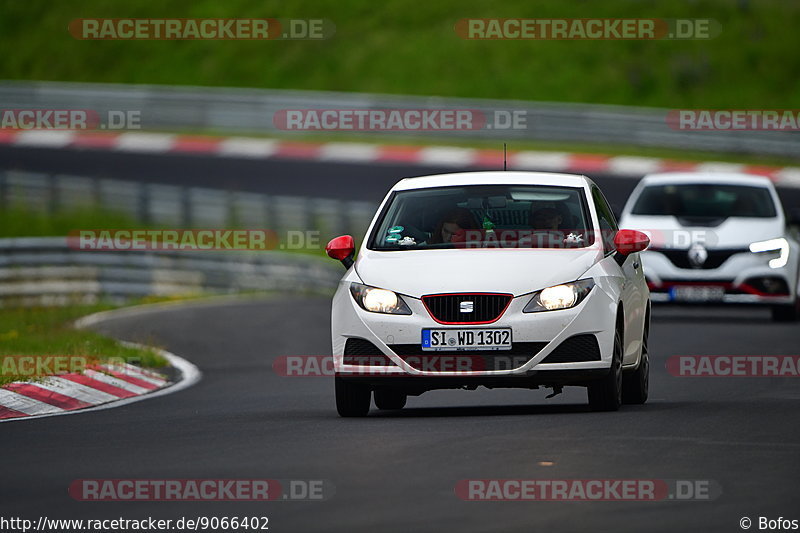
[631,184,777,218]
[369,184,593,250]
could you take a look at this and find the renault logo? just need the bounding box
[688,243,708,268]
[460,301,474,313]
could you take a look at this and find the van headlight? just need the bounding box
[749,238,789,269]
[350,283,412,314]
[523,279,595,313]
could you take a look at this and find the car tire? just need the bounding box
[771,298,800,322]
[622,311,649,405]
[374,389,407,410]
[588,322,623,412]
[335,377,371,417]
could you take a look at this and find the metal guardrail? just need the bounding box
[0,170,372,305]
[0,237,342,306]
[1,80,798,157]
[0,170,377,240]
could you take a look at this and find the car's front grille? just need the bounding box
[540,334,601,363]
[651,248,746,270]
[389,342,547,371]
[422,293,512,324]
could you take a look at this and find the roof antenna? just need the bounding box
[503,143,507,171]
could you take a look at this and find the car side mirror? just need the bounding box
[326,235,355,269]
[614,229,650,256]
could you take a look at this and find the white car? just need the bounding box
[325,171,651,416]
[619,172,800,322]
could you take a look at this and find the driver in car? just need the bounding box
[429,207,479,244]
[530,207,563,230]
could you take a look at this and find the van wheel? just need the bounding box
[374,389,407,410]
[588,325,623,412]
[335,377,371,417]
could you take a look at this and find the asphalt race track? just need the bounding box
[1,148,800,532]
[1,297,799,532]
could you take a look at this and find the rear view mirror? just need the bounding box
[326,235,355,269]
[487,195,507,208]
[614,229,650,256]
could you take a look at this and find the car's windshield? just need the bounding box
[369,184,593,250]
[631,184,777,218]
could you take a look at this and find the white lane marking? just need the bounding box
[84,369,150,394]
[99,363,166,387]
[694,162,746,173]
[33,376,120,404]
[512,151,570,171]
[0,389,64,415]
[774,167,800,189]
[217,137,278,158]
[319,143,380,162]
[115,132,175,152]
[14,130,76,148]
[418,147,477,167]
[608,156,664,176]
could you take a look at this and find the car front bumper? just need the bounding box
[642,249,797,305]
[331,279,619,382]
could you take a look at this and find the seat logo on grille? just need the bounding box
[460,301,474,313]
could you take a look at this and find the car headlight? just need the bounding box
[350,283,412,314]
[523,279,595,313]
[749,237,789,269]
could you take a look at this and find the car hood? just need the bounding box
[619,215,785,249]
[354,248,601,298]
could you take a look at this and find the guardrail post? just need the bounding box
[181,186,192,227]
[338,199,352,238]
[138,183,150,225]
[304,197,316,234]
[0,171,6,211]
[227,190,238,227]
[263,195,276,234]
[92,177,102,207]
[47,174,59,213]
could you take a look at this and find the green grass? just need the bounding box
[0,304,167,386]
[0,204,333,255]
[0,205,147,238]
[0,0,798,108]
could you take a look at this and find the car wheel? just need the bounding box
[588,323,623,412]
[771,297,800,322]
[622,312,649,405]
[335,377,371,417]
[374,389,407,410]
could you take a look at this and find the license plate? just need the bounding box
[670,285,725,302]
[421,328,512,351]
